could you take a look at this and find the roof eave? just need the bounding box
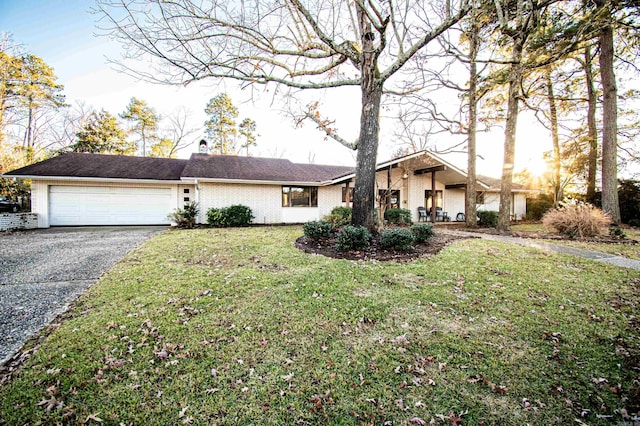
[181,177,330,186]
[2,175,184,184]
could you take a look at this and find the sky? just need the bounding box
[0,0,552,176]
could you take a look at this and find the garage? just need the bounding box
[49,186,172,226]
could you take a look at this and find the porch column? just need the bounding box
[345,179,351,207]
[431,171,437,223]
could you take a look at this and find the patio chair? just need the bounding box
[417,206,428,222]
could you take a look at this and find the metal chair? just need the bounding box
[417,206,428,222]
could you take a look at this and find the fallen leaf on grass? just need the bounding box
[36,396,60,412]
[84,413,103,423]
[178,406,189,418]
[410,417,426,425]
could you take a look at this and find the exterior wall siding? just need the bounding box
[198,183,283,224]
[478,192,527,219]
[319,185,343,217]
[444,189,466,221]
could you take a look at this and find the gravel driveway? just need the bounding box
[0,226,165,364]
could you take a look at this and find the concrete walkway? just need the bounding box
[442,229,640,271]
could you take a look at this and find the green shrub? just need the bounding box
[629,219,640,228]
[411,223,435,243]
[323,206,352,230]
[526,196,554,221]
[206,205,253,227]
[609,226,626,239]
[206,208,228,227]
[477,210,499,228]
[303,220,332,241]
[225,205,253,227]
[542,201,611,238]
[619,180,640,225]
[336,225,371,252]
[384,208,412,225]
[331,206,352,221]
[380,228,415,251]
[167,201,200,228]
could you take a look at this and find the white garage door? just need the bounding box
[49,186,172,226]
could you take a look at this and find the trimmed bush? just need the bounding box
[167,201,199,228]
[225,205,253,227]
[206,205,253,227]
[542,201,611,238]
[206,208,227,227]
[336,225,371,252]
[380,228,415,251]
[323,206,352,230]
[303,220,332,241]
[384,208,412,225]
[477,210,499,228]
[411,223,435,243]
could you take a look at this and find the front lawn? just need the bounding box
[1,226,639,425]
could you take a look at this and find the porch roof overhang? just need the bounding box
[329,150,491,190]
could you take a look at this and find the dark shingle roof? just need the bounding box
[181,154,354,182]
[3,152,354,183]
[478,175,524,191]
[4,153,187,181]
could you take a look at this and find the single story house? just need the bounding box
[2,149,528,228]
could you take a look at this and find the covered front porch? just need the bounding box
[333,151,490,223]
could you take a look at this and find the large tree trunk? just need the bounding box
[598,10,621,223]
[465,13,479,228]
[584,45,598,203]
[545,69,562,207]
[351,7,382,232]
[497,40,524,232]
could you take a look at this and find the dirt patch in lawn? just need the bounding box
[295,233,473,262]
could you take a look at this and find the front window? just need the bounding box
[282,186,318,207]
[379,189,400,209]
[424,190,443,211]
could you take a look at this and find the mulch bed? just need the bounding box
[294,233,473,262]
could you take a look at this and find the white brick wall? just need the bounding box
[198,183,283,224]
[0,213,38,231]
[197,183,347,224]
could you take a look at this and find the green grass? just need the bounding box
[1,226,639,425]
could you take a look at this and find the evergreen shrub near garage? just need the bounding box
[168,201,200,228]
[380,228,415,251]
[303,220,332,241]
[206,205,253,227]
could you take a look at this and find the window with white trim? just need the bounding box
[282,186,318,207]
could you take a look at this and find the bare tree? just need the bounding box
[95,0,471,230]
[161,107,199,157]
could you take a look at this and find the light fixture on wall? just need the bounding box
[402,171,409,179]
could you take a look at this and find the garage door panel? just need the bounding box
[49,186,172,226]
